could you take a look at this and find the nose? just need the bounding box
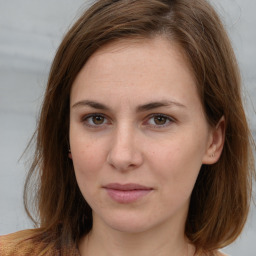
[107,125,143,171]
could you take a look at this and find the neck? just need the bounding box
[79,216,193,256]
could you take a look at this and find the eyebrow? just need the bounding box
[136,100,186,112]
[72,100,110,110]
[72,100,186,111]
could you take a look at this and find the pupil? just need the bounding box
[93,116,104,124]
[154,116,166,125]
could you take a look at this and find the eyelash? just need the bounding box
[82,113,109,128]
[81,113,175,129]
[145,114,174,128]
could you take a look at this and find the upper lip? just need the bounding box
[103,183,153,191]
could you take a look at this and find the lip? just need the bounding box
[103,183,153,204]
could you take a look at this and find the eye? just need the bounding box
[83,114,109,127]
[146,114,174,127]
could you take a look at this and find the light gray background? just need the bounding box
[0,0,255,255]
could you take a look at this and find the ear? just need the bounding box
[68,149,72,159]
[202,116,225,165]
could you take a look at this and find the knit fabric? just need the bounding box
[0,229,80,256]
[0,229,229,256]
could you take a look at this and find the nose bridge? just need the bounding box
[107,121,142,170]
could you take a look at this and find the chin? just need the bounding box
[98,210,158,234]
[109,220,152,234]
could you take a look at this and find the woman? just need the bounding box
[0,0,255,255]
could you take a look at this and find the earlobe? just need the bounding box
[68,149,72,159]
[203,116,225,165]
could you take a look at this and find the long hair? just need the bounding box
[23,0,255,253]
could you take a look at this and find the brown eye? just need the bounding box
[83,114,107,127]
[154,116,168,125]
[145,114,173,128]
[92,115,105,125]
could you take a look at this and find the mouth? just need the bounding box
[103,183,153,204]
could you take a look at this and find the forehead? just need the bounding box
[83,36,191,76]
[70,36,200,110]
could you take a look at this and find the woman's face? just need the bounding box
[69,37,214,234]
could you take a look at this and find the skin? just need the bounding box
[69,37,225,256]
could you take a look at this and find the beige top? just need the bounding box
[0,229,229,256]
[0,230,79,256]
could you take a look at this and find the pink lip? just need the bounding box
[103,183,153,204]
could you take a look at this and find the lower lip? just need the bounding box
[105,188,152,203]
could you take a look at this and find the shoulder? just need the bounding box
[202,250,230,256]
[211,251,230,256]
[0,229,44,256]
[0,229,80,256]
[217,252,230,256]
[0,229,57,256]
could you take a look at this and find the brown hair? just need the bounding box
[23,0,255,254]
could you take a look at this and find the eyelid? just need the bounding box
[144,113,175,128]
[81,113,111,128]
[80,112,175,129]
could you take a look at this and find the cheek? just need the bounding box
[71,141,103,185]
[149,137,204,192]
[70,126,106,171]
[71,144,104,208]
